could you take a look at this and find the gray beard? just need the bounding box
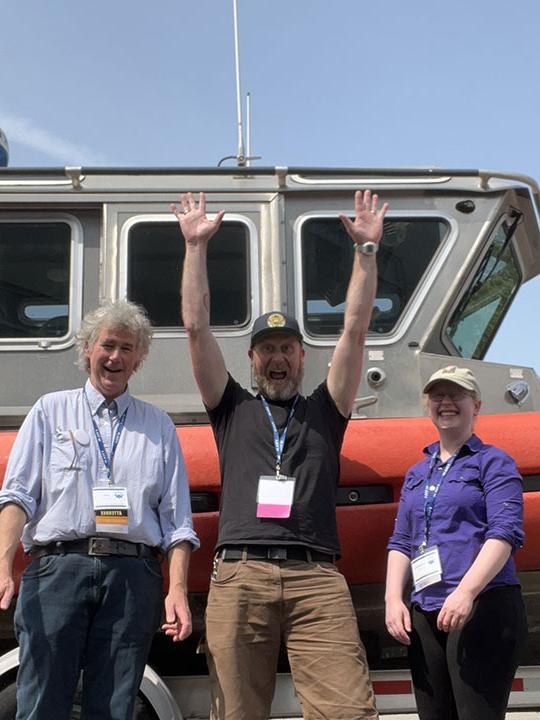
[254,370,303,401]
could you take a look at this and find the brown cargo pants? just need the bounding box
[205,557,378,720]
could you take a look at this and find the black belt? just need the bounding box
[217,545,335,563]
[29,537,159,560]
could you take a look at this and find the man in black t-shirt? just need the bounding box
[173,190,387,720]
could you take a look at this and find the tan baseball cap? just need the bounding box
[422,365,481,398]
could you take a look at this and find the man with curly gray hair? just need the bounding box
[75,300,153,373]
[0,299,199,720]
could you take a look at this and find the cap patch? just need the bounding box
[267,313,286,328]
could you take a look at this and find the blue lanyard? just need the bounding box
[260,395,299,476]
[84,390,128,484]
[420,447,459,551]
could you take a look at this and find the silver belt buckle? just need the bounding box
[88,537,112,556]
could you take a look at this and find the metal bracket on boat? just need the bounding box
[65,167,85,190]
[478,169,540,194]
[354,395,378,413]
[275,166,288,189]
[506,381,530,406]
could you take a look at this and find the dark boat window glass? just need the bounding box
[128,221,250,328]
[445,221,521,359]
[0,222,70,338]
[302,217,447,335]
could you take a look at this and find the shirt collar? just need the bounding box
[84,379,131,416]
[423,433,481,459]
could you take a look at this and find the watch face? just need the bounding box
[358,241,377,255]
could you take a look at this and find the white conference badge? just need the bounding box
[411,546,442,592]
[92,486,129,534]
[256,475,296,518]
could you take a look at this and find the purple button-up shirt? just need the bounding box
[387,434,524,611]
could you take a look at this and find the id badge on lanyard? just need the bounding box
[411,449,458,593]
[92,486,129,534]
[84,390,130,532]
[256,396,298,519]
[256,474,296,518]
[411,546,442,591]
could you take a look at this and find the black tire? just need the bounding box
[0,682,157,720]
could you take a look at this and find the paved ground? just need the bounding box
[384,715,540,719]
[276,715,540,719]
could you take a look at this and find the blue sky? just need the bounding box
[1,0,539,372]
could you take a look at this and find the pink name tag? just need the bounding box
[256,475,296,519]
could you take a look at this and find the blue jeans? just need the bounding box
[14,553,163,720]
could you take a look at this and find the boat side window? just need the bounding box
[445,220,522,359]
[302,217,446,335]
[0,222,70,338]
[127,220,250,328]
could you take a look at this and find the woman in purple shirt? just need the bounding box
[385,366,527,720]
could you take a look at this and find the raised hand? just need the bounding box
[339,189,388,248]
[171,192,225,246]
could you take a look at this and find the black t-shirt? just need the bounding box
[207,375,348,555]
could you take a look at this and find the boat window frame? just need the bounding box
[0,213,83,351]
[118,213,259,339]
[442,214,523,360]
[294,210,458,347]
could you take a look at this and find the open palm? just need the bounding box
[340,189,388,247]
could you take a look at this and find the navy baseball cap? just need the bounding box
[250,312,303,347]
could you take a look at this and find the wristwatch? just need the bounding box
[355,241,378,256]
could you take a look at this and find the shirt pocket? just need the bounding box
[447,466,485,509]
[448,466,483,490]
[402,471,424,493]
[50,431,89,472]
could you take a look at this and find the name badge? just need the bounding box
[411,545,442,592]
[92,486,129,534]
[256,475,296,518]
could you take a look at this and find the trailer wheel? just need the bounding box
[0,682,158,720]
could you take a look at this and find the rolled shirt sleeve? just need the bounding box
[387,476,415,559]
[0,400,45,520]
[158,416,200,553]
[481,450,524,552]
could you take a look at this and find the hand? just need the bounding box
[0,572,15,611]
[171,192,225,247]
[385,598,412,646]
[161,586,192,642]
[339,190,388,249]
[437,588,475,632]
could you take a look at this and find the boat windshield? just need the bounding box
[301,217,447,336]
[445,218,522,359]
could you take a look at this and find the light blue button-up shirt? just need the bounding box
[0,380,199,553]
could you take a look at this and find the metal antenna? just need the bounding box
[217,1,261,167]
[233,0,246,167]
[246,92,251,167]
